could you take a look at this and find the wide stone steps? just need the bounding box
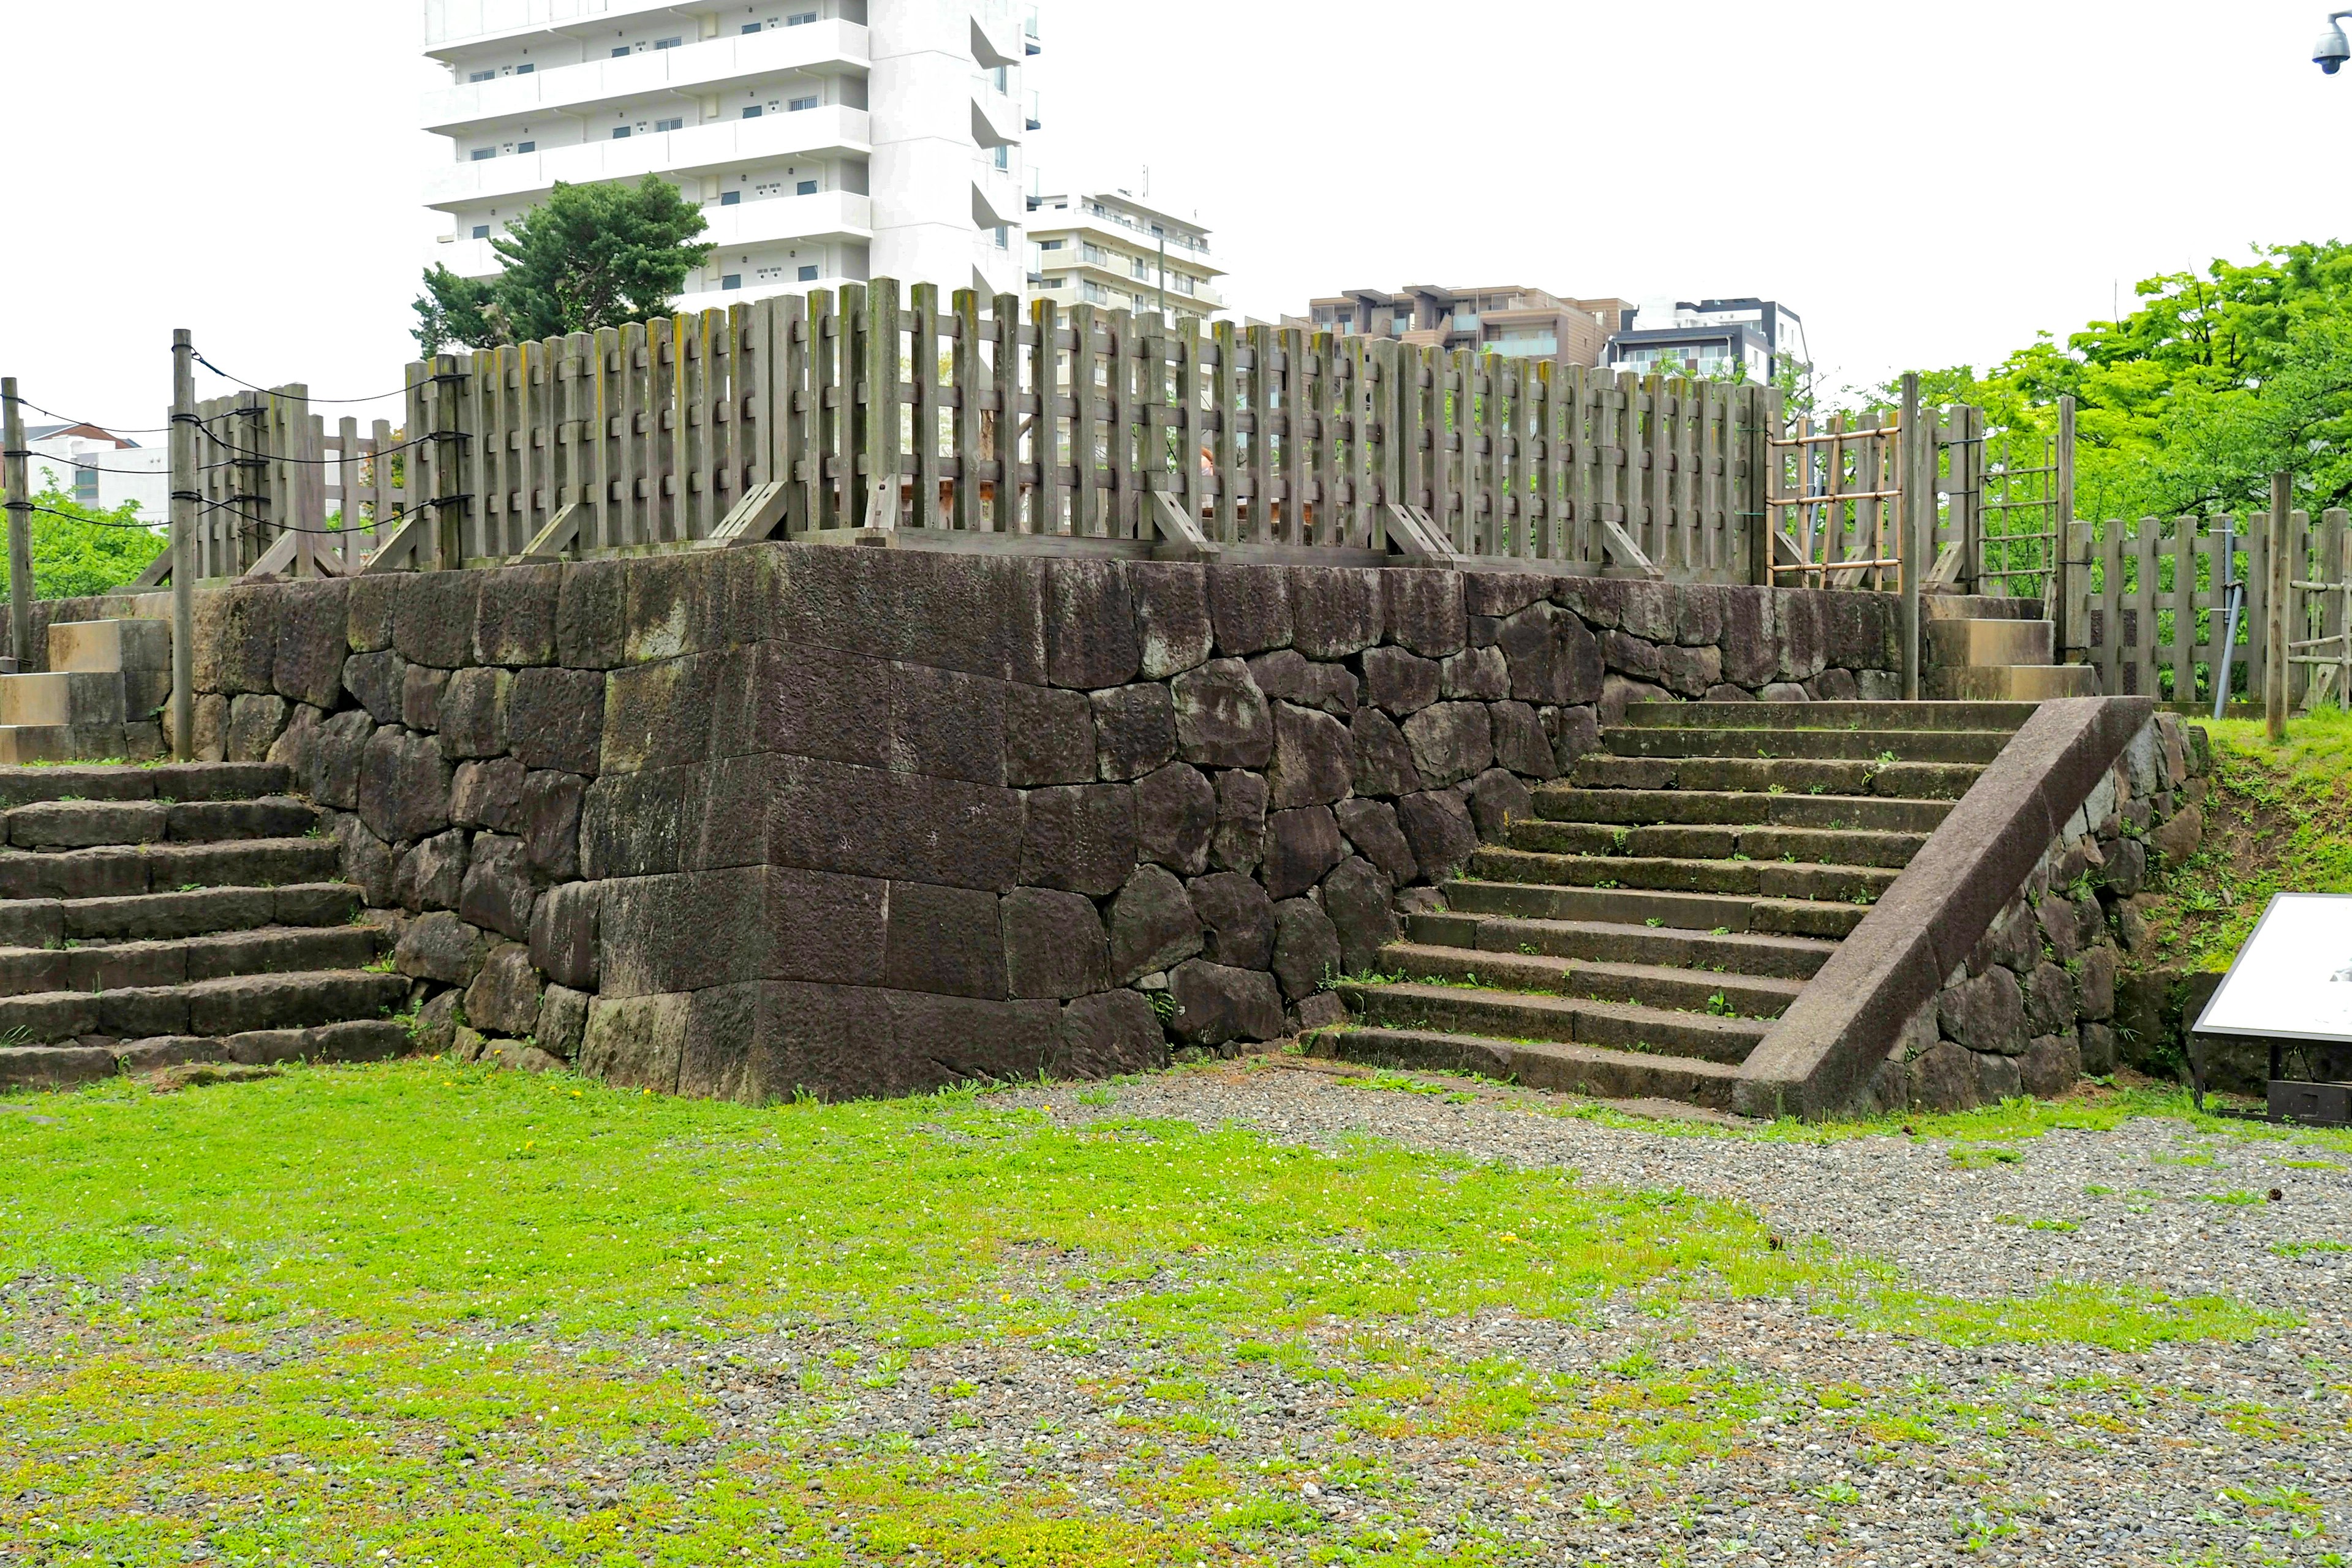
[0,762,290,809]
[1568,754,1983,800]
[1468,846,1897,904]
[0,926,380,996]
[1406,911,1839,981]
[1534,787,1955,834]
[0,1019,414,1093]
[0,969,410,1048]
[1509,819,1929,870]
[1314,1026,1747,1111]
[1332,980,1771,1062]
[3,797,318,850]
[1614,700,2038,732]
[0,884,360,946]
[1446,878,1870,939]
[1375,942,1805,1019]
[1605,727,2012,764]
[0,839,342,902]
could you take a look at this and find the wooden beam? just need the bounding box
[521,502,584,564]
[711,481,793,546]
[236,529,301,584]
[1150,491,1221,562]
[362,512,429,575]
[130,543,174,590]
[1382,503,1468,567]
[1600,518,1664,580]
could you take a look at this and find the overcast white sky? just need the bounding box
[4,0,2345,436]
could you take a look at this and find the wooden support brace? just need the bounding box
[1600,518,1665,580]
[1382,503,1468,567]
[236,530,301,584]
[130,543,173,590]
[712,480,793,546]
[362,513,429,575]
[859,477,897,533]
[1150,491,1221,562]
[1921,540,1966,594]
[521,502,585,564]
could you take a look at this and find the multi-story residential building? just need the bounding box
[1283,286,1634,366]
[1026,189,1223,324]
[24,424,168,523]
[1604,298,1806,383]
[420,0,1041,315]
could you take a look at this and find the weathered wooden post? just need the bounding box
[1899,372,1923,701]
[2268,470,2292,743]
[170,331,197,760]
[2053,394,2076,647]
[2,378,32,674]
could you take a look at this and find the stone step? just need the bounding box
[0,1019,413,1092]
[1469,846,1896,904]
[0,925,381,997]
[1616,700,2038,732]
[1924,665,2103,701]
[1376,941,1805,1019]
[1922,595,2044,622]
[0,671,125,729]
[0,884,360,948]
[1445,878,1869,939]
[0,839,344,903]
[3,797,318,850]
[0,726,77,767]
[49,619,168,676]
[1509,819,1930,870]
[1303,1025,1744,1112]
[1926,617,2054,668]
[1604,726,2012,764]
[1409,910,1839,979]
[1534,786,1954,834]
[1335,980,1769,1063]
[0,970,410,1047]
[0,763,290,809]
[1568,753,1984,800]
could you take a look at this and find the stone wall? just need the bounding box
[128,545,1905,1102]
[1870,713,2211,1112]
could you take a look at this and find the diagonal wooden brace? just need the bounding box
[1383,503,1468,567]
[1150,491,1221,562]
[521,503,584,564]
[1600,518,1665,581]
[710,481,793,546]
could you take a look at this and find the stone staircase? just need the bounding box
[1306,701,2040,1113]
[0,761,413,1092]
[1924,598,2099,701]
[0,618,172,765]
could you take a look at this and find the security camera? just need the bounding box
[2319,20,2351,73]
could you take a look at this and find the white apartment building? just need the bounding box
[1026,189,1223,326]
[421,0,1041,315]
[24,425,169,524]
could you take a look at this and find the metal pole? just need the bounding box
[2214,517,2242,722]
[170,331,197,761]
[2054,394,2076,646]
[2,378,32,674]
[2267,470,2291,744]
[1899,371,1923,701]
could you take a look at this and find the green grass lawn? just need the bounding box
[0,1060,2316,1566]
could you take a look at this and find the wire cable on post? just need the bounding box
[190,353,416,407]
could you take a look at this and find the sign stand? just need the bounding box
[2189,893,2352,1127]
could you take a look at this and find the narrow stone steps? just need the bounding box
[0,926,382,997]
[1534,788,1955,834]
[1334,980,1769,1063]
[1924,665,2102,702]
[1407,911,1839,981]
[1604,727,2013,764]
[1568,755,1983,799]
[1447,878,1869,938]
[1508,820,1930,870]
[1376,941,1804,1019]
[0,763,289,809]
[1303,1025,1746,1112]
[4,797,318,850]
[1615,700,2038,733]
[1468,846,1895,903]
[0,884,360,947]
[0,969,410,1047]
[0,838,341,903]
[0,1019,413,1092]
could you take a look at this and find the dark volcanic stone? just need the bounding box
[508,666,605,777]
[1271,897,1343,1001]
[1164,960,1285,1048]
[1005,684,1099,787]
[1186,870,1276,970]
[1045,559,1140,690]
[1134,762,1216,877]
[1469,767,1536,842]
[1403,701,1493,788]
[344,649,407,726]
[1091,684,1178,782]
[1260,805,1344,900]
[459,832,537,943]
[884,881,1007,1001]
[1212,770,1268,874]
[1381,570,1466,658]
[1107,864,1204,985]
[393,828,469,913]
[1170,658,1273,769]
[1397,790,1477,884]
[1940,966,2027,1056]
[1363,646,1440,716]
[1002,888,1110,1000]
[1268,702,1354,809]
[1131,562,1213,679]
[1019,784,1136,897]
[1498,603,1604,706]
[1206,564,1292,655]
[1247,649,1357,718]
[1321,856,1398,976]
[1335,797,1417,886]
[358,728,454,844]
[1351,709,1424,798]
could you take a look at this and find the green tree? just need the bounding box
[413,176,716,355]
[0,489,166,600]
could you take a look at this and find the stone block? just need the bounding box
[1811,666,1859,701]
[345,649,407,725]
[1440,644,1509,701]
[459,832,537,942]
[192,587,276,695]
[394,571,480,670]
[725,641,891,769]
[225,694,290,764]
[358,728,454,844]
[1498,603,1605,707]
[885,881,1007,1000]
[749,866,889,987]
[1019,783,1136,897]
[1171,658,1273,769]
[601,652,719,774]
[1397,790,1477,884]
[1207,564,1291,655]
[1548,705,1602,772]
[2024,961,2075,1037]
[1321,856,1398,976]
[393,829,469,913]
[1091,684,1177,782]
[465,941,544,1038]
[508,666,606,777]
[884,990,1065,1092]
[395,910,488,987]
[623,551,729,665]
[310,710,375,812]
[2076,945,2116,1022]
[1005,683,1099,786]
[2150,803,2204,868]
[474,564,560,666]
[1107,863,1204,985]
[1381,570,1465,658]
[1268,702,1354,809]
[1287,567,1382,658]
[1464,571,1548,619]
[266,703,323,778]
[1044,558,1140,689]
[272,581,348,709]
[1602,628,1665,683]
[735,756,1026,891]
[1335,797,1416,886]
[1823,592,1897,673]
[2080,1022,2118,1076]
[581,993,689,1094]
[2035,892,2086,963]
[1130,562,1212,678]
[413,990,461,1056]
[1057,990,1169,1077]
[529,879,600,991]
[439,666,513,760]
[1776,592,1828,682]
[1969,897,2040,976]
[402,665,450,732]
[780,546,1049,685]
[1134,762,1216,877]
[1403,701,1492,788]
[519,769,584,880]
[1261,805,1344,901]
[2101,837,2147,898]
[333,813,398,908]
[1940,965,2027,1055]
[1489,701,1556,780]
[1604,674,1675,721]
[1975,1050,2024,1102]
[2020,1033,2081,1099]
[597,870,750,998]
[557,559,627,669]
[579,764,705,880]
[1904,1039,1977,1111]
[889,663,1007,786]
[1212,770,1268,874]
[1659,644,1723,698]
[1271,897,1342,1001]
[1165,960,1286,1048]
[1002,887,1110,1000]
[1470,767,1536,843]
[1247,648,1357,717]
[1363,647,1439,716]
[345,574,398,655]
[537,984,590,1061]
[1186,870,1276,970]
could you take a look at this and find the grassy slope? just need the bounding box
[2131,707,2352,972]
[0,1061,2322,1566]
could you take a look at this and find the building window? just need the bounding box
[720,190,741,206]
[74,469,99,506]
[788,9,818,23]
[612,46,630,56]
[742,105,763,119]
[722,274,742,290]
[655,116,682,132]
[516,140,534,153]
[799,264,820,281]
[744,22,762,32]
[992,144,1009,170]
[655,36,682,49]
[789,94,819,111]
[471,148,495,160]
[995,225,1009,249]
[612,126,631,138]
[472,224,491,239]
[796,179,818,195]
[516,62,533,74]
[469,69,496,83]
[1042,276,1066,288]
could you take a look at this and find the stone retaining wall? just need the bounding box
[88,546,1905,1102]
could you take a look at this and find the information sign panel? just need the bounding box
[2195,893,2352,1045]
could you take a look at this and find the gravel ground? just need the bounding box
[692,1058,2350,1567]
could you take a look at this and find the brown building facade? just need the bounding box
[1283,285,1634,367]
